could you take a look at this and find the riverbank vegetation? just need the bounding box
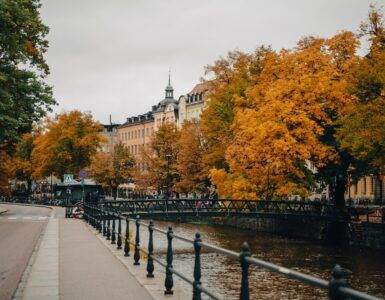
[133,5,385,205]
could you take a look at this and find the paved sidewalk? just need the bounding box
[59,219,153,300]
[23,217,59,300]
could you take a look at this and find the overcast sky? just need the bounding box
[40,0,378,124]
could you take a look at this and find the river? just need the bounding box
[124,219,385,299]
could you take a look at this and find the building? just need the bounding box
[346,175,385,205]
[100,116,120,153]
[178,82,209,127]
[117,111,154,158]
[151,74,179,130]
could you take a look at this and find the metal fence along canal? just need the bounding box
[81,203,381,300]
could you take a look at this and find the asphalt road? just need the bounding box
[0,204,51,300]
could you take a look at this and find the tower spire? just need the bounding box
[165,68,174,99]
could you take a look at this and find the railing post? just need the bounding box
[111,214,116,244]
[164,226,174,295]
[103,210,107,237]
[106,213,111,240]
[239,242,251,300]
[98,208,102,233]
[328,264,348,300]
[124,218,130,257]
[117,216,122,249]
[146,220,154,278]
[193,232,202,300]
[134,216,140,265]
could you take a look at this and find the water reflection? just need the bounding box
[125,220,385,299]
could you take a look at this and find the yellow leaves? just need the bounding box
[175,121,207,193]
[32,111,104,179]
[202,30,363,199]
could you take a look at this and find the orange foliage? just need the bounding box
[32,111,104,180]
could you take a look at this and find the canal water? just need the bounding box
[125,220,385,299]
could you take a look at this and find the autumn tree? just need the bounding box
[0,151,12,195]
[11,133,37,193]
[89,143,135,199]
[338,5,385,183]
[176,120,208,194]
[208,32,360,204]
[201,48,271,172]
[0,0,55,151]
[32,111,104,180]
[136,123,180,196]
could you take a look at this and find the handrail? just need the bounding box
[80,203,382,300]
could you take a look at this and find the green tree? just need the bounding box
[0,0,55,151]
[338,5,385,183]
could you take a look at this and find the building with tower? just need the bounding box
[178,82,209,127]
[151,73,179,131]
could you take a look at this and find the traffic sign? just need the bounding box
[63,174,74,183]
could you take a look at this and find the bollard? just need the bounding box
[101,210,104,235]
[164,226,174,295]
[328,264,348,300]
[111,214,116,244]
[239,242,251,300]
[117,216,122,249]
[192,232,202,300]
[146,220,154,278]
[124,218,130,257]
[133,217,140,265]
[193,232,202,300]
[106,213,111,240]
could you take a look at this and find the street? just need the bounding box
[0,204,51,300]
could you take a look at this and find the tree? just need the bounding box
[338,5,385,181]
[11,133,36,193]
[32,111,104,180]
[0,151,12,196]
[209,33,359,204]
[176,120,208,194]
[201,48,271,172]
[136,123,180,196]
[0,0,55,151]
[89,143,135,199]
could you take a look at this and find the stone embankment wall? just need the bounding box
[210,216,327,240]
[210,216,385,250]
[359,223,385,249]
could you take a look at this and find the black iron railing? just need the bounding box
[81,203,380,300]
[102,198,340,221]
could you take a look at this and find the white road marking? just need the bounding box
[1,216,48,221]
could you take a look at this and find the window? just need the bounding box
[142,129,145,138]
[363,178,367,195]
